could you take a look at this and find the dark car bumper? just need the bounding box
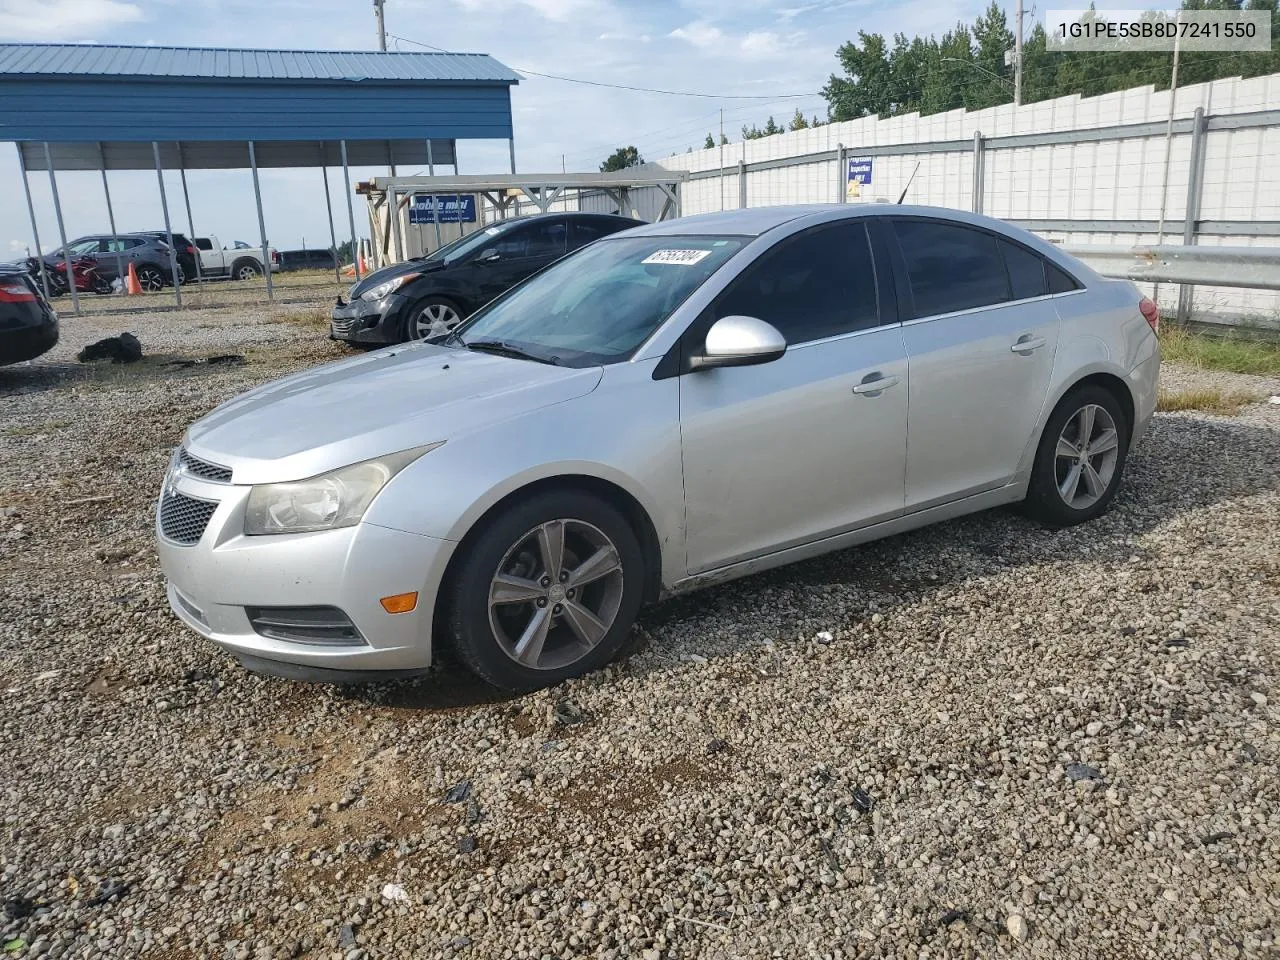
[330,293,408,346]
[0,316,59,366]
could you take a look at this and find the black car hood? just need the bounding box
[348,257,447,298]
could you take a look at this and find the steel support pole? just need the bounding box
[321,159,340,282]
[16,145,52,301]
[836,143,848,203]
[508,138,517,174]
[176,144,204,287]
[426,139,442,250]
[247,141,273,301]
[340,140,362,280]
[738,160,747,208]
[97,142,125,290]
[390,188,405,261]
[1177,107,1208,325]
[44,142,81,315]
[972,131,985,214]
[151,142,182,308]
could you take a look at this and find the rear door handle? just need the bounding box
[852,373,900,395]
[1011,335,1047,354]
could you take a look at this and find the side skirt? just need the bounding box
[666,483,1025,595]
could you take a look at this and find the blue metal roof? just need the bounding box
[0,43,520,84]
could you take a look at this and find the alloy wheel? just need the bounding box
[1054,403,1120,510]
[487,519,625,671]
[413,302,461,340]
[138,269,164,292]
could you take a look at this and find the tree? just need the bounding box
[720,132,729,145]
[600,146,643,172]
[824,31,892,119]
[789,108,810,130]
[971,1,1015,107]
[704,133,716,149]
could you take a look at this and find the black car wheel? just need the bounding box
[232,259,261,282]
[402,296,464,342]
[136,265,165,293]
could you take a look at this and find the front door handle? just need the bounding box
[852,373,900,395]
[1011,335,1047,354]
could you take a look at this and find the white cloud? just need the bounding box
[453,0,601,21]
[669,20,724,49]
[739,30,801,57]
[0,0,144,40]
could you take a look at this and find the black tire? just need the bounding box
[135,265,165,293]
[446,489,646,691]
[231,259,261,282]
[399,295,465,343]
[1022,384,1130,527]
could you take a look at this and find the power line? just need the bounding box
[388,33,817,100]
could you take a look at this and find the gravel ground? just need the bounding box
[1,309,1277,960]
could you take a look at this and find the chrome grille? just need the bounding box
[331,317,356,336]
[179,448,232,483]
[159,493,218,545]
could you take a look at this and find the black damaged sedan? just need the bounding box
[331,212,642,346]
[0,263,58,366]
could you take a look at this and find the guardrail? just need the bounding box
[1064,244,1280,292]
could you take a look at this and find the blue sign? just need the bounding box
[846,157,874,198]
[409,194,477,224]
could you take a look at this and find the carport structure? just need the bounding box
[0,43,520,312]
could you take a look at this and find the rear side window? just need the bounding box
[1047,262,1081,293]
[712,221,881,344]
[570,218,624,250]
[893,219,1011,318]
[1000,239,1047,299]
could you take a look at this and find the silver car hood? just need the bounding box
[184,343,603,485]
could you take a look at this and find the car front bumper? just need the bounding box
[330,293,406,345]
[155,474,456,680]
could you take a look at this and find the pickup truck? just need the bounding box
[194,236,280,281]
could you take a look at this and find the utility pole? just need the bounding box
[1014,0,1023,106]
[373,0,387,51]
[719,108,725,211]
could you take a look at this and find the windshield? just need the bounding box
[455,235,747,367]
[425,221,520,265]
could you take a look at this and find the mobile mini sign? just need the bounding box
[846,158,874,199]
[409,195,478,224]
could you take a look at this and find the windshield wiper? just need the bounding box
[464,338,559,365]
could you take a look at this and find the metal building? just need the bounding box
[0,43,520,310]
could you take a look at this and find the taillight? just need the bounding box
[0,282,36,303]
[1139,297,1159,334]
[271,250,281,264]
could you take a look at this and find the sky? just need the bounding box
[2,0,1008,257]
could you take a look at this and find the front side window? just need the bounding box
[456,235,747,367]
[893,219,1011,318]
[710,221,881,344]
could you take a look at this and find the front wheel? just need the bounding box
[447,490,646,691]
[1022,384,1130,526]
[402,296,464,342]
[135,265,165,293]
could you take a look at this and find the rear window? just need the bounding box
[1000,239,1048,300]
[1047,262,1081,293]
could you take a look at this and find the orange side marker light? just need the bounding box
[380,592,418,614]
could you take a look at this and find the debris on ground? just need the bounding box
[76,332,142,364]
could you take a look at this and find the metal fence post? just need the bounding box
[247,141,273,301]
[320,149,341,283]
[836,143,847,203]
[151,142,182,309]
[16,145,51,301]
[972,131,985,214]
[98,142,125,290]
[176,144,204,288]
[1177,107,1208,325]
[340,140,361,280]
[43,142,81,315]
[737,160,747,208]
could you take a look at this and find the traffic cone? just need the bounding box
[125,262,143,295]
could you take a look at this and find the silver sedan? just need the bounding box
[156,204,1160,690]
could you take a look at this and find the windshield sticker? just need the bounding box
[642,248,713,266]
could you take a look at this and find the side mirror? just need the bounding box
[689,315,787,371]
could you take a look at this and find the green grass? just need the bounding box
[1160,326,1280,377]
[1156,386,1260,416]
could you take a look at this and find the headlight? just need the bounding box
[243,444,442,535]
[360,273,420,302]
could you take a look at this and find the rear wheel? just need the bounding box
[1022,384,1129,526]
[136,265,165,293]
[232,259,261,282]
[447,490,645,691]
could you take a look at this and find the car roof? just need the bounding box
[619,203,1033,238]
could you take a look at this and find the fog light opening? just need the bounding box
[380,592,418,614]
